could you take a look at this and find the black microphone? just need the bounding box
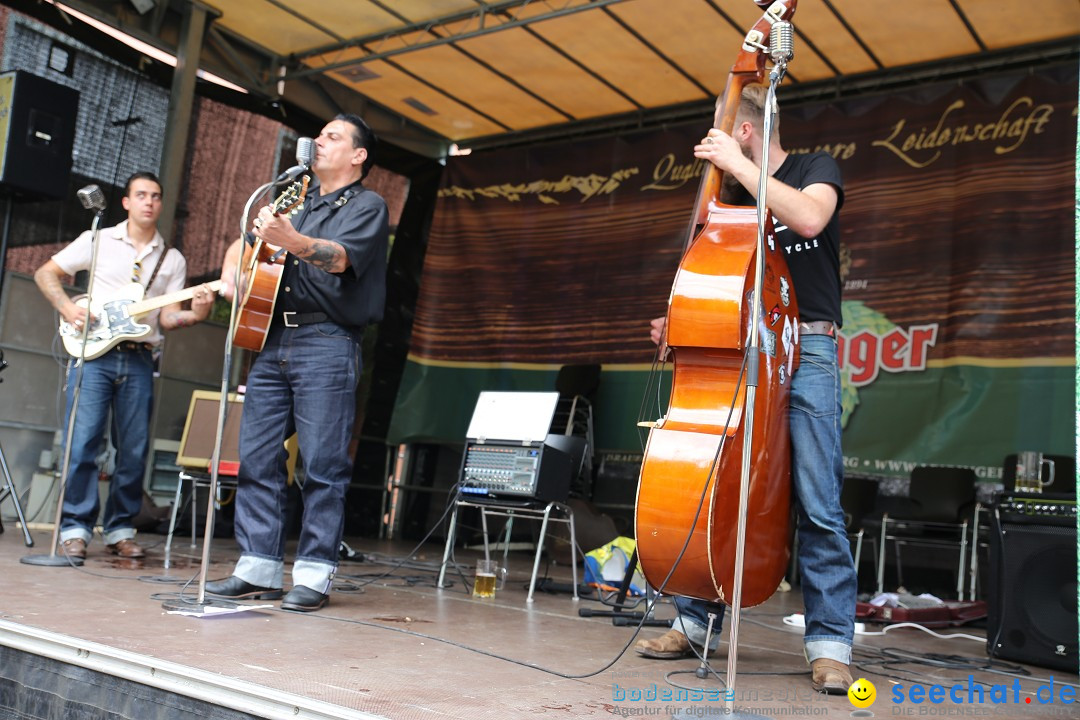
[770,20,794,65]
[76,184,106,211]
[275,137,315,182]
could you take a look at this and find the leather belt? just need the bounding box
[116,341,154,352]
[799,320,837,337]
[281,311,328,328]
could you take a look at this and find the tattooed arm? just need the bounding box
[159,283,215,330]
[34,260,89,327]
[252,205,349,273]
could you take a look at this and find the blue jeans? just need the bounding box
[673,335,856,664]
[232,322,360,593]
[59,346,154,545]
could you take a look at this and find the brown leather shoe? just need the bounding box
[634,629,696,659]
[810,658,853,694]
[59,538,87,559]
[106,538,145,558]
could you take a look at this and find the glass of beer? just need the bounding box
[473,559,498,598]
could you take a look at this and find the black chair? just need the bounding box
[840,475,880,583]
[549,364,600,496]
[876,466,976,599]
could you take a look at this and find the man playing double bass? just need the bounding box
[641,85,857,694]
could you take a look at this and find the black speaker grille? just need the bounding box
[988,520,1078,673]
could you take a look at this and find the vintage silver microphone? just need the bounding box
[76,184,106,212]
[275,137,315,182]
[770,20,794,66]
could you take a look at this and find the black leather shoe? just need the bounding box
[204,575,283,600]
[281,585,329,612]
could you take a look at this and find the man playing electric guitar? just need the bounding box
[34,171,216,560]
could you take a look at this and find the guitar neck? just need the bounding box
[127,280,223,317]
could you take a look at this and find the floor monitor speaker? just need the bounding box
[987,515,1078,673]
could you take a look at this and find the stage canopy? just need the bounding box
[8,1,1079,157]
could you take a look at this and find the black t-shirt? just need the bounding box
[730,151,844,326]
[277,177,390,328]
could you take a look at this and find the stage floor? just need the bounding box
[0,526,1071,719]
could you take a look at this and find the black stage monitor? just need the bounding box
[0,71,79,201]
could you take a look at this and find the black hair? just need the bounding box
[334,113,377,180]
[123,171,162,197]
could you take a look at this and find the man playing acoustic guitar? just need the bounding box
[206,114,389,612]
[35,171,216,560]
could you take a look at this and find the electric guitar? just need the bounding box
[60,280,224,360]
[232,176,309,352]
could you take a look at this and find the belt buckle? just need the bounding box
[282,311,299,328]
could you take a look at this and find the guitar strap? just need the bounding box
[141,242,170,293]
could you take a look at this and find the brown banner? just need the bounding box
[412,67,1077,366]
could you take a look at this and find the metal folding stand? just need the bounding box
[437,498,578,603]
[0,445,34,547]
[162,469,240,570]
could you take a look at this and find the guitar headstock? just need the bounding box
[271,174,309,217]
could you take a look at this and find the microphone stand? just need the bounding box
[161,180,277,613]
[22,206,107,567]
[717,52,791,720]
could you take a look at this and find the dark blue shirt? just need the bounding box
[277,177,389,328]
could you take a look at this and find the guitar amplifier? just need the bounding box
[987,493,1078,672]
[459,440,570,503]
[994,492,1077,527]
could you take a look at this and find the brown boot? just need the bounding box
[634,629,695,659]
[810,658,853,694]
[106,538,145,558]
[59,538,87,559]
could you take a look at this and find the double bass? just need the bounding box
[635,0,800,609]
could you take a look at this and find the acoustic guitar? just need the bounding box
[60,280,224,360]
[232,176,309,352]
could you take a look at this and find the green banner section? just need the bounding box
[387,359,663,452]
[841,364,1073,481]
[387,356,1072,481]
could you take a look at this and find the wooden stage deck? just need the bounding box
[0,527,1072,719]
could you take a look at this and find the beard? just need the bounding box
[720,139,754,203]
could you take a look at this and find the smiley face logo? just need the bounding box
[848,677,876,708]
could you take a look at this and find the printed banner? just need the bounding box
[388,67,1077,482]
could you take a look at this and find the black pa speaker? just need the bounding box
[0,71,79,200]
[987,516,1078,673]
